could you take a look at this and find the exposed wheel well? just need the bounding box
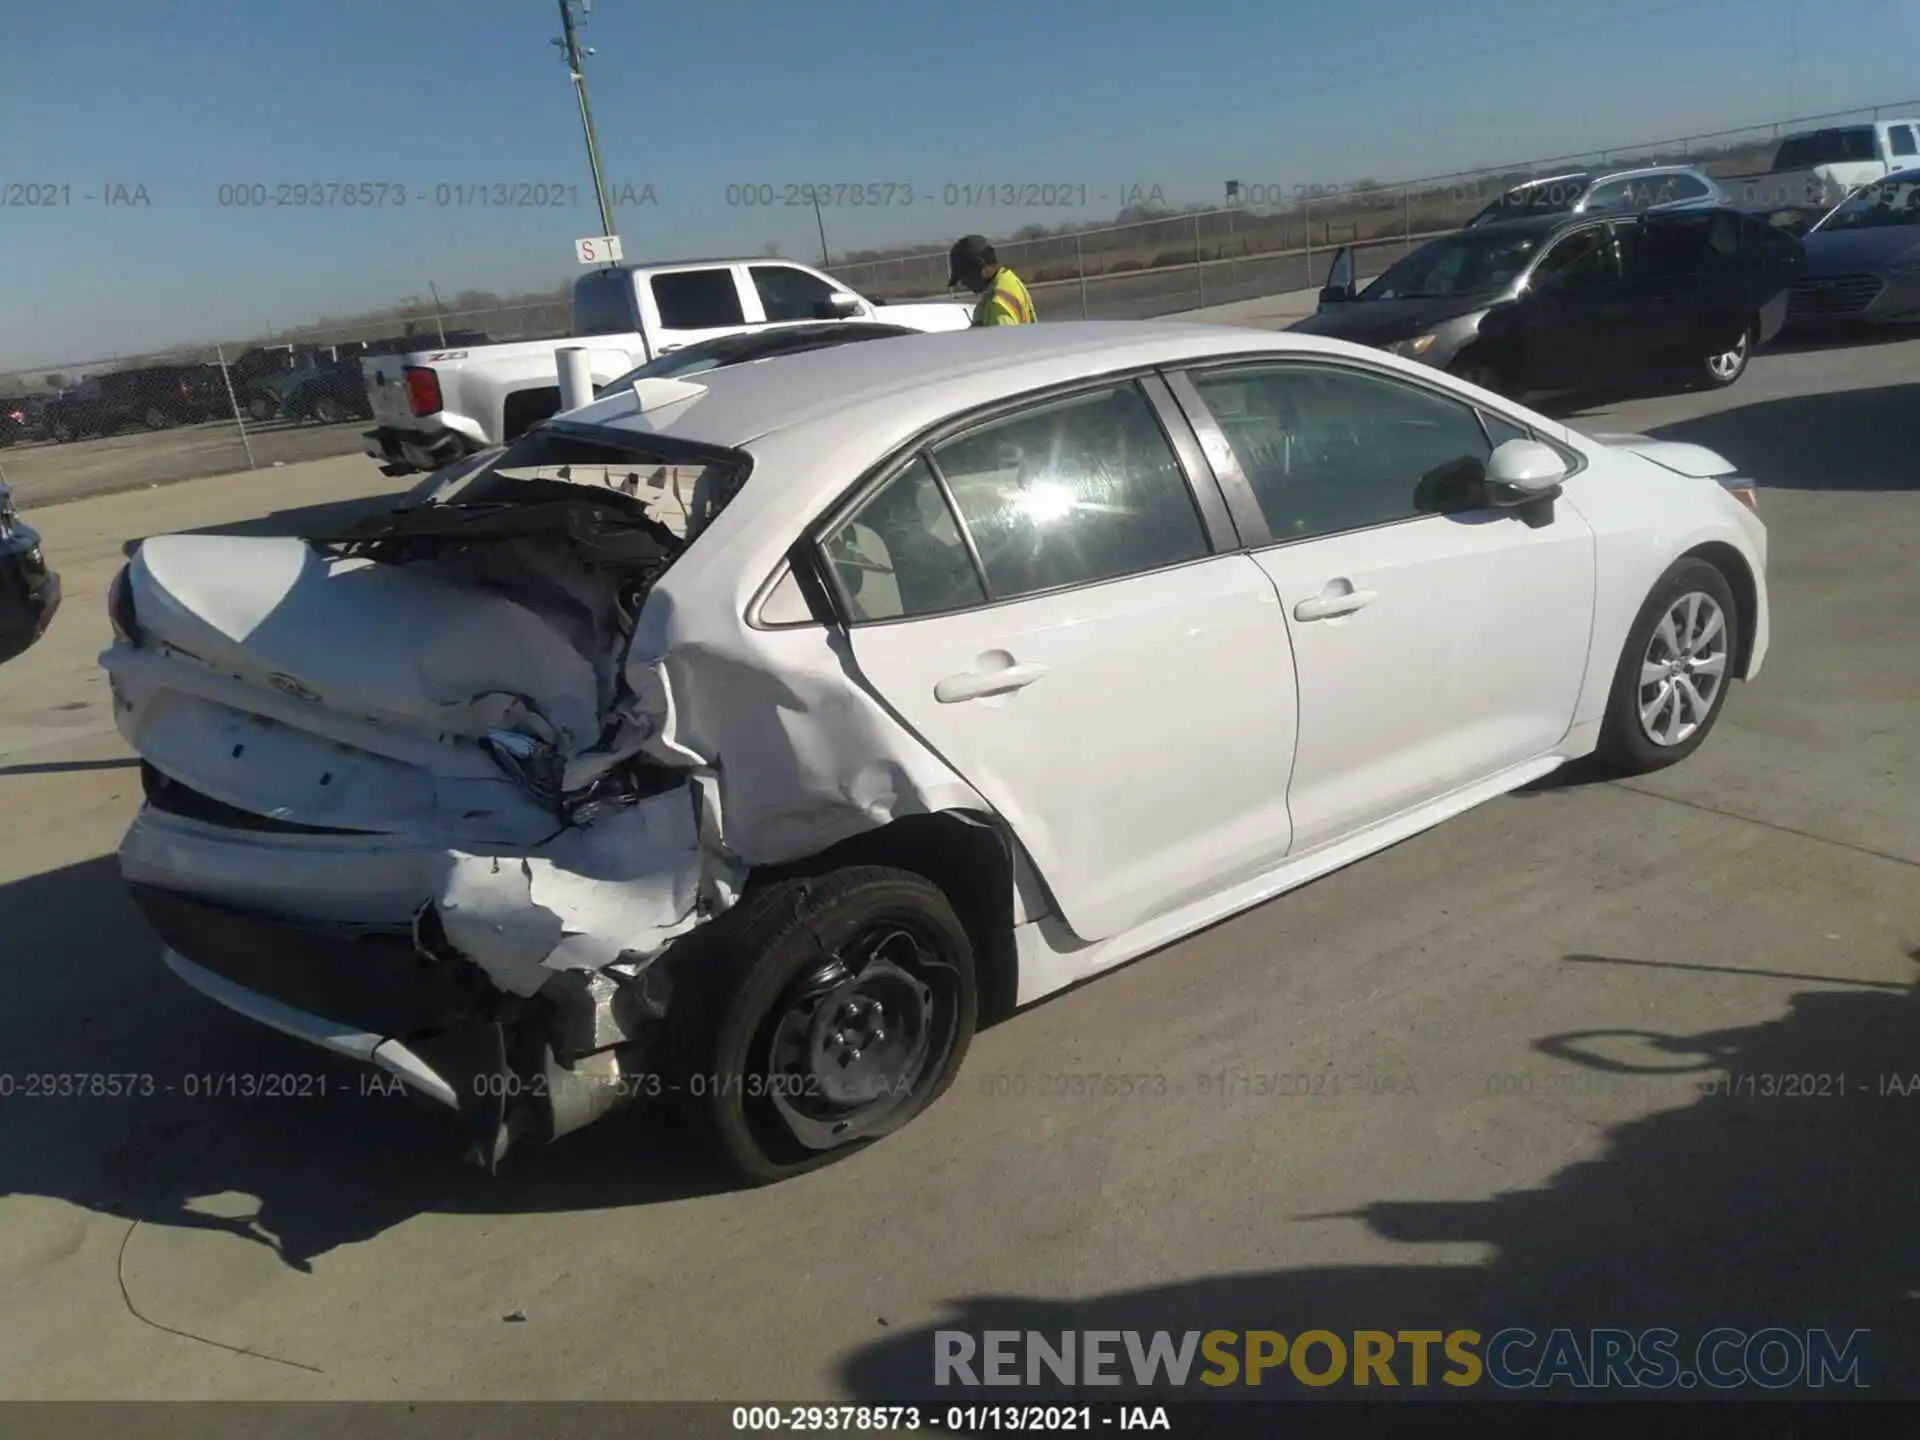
[502,386,563,443]
[1684,541,1758,678]
[744,812,1022,1025]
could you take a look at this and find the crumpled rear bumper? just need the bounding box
[130,878,674,1169]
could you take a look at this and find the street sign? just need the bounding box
[575,234,624,264]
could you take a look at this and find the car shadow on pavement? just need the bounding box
[1644,383,1918,492]
[0,854,743,1275]
[837,947,1920,1403]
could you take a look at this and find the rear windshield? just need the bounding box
[418,426,751,543]
[1773,128,1878,168]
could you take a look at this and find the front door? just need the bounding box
[828,381,1301,942]
[1174,359,1596,854]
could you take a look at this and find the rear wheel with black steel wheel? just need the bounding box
[313,395,349,425]
[687,866,977,1184]
[1596,557,1740,774]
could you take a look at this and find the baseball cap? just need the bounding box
[948,234,994,286]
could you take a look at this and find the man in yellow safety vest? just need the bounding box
[948,234,1036,325]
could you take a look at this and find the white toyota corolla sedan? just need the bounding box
[102,322,1768,1181]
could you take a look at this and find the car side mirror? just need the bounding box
[816,293,863,319]
[1318,284,1354,307]
[1318,245,1357,309]
[1486,438,1569,504]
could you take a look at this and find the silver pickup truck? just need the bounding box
[363,258,972,475]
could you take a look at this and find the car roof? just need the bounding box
[563,322,1373,452]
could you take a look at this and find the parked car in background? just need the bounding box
[0,482,60,664]
[1785,169,1920,326]
[1295,206,1802,397]
[42,364,230,441]
[105,323,1768,1181]
[1722,119,1920,218]
[1465,165,1729,228]
[360,258,972,475]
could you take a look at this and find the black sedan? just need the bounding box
[0,483,60,665]
[1293,207,1803,398]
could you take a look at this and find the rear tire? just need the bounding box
[1595,558,1740,775]
[677,866,977,1185]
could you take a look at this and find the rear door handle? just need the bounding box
[1294,586,1378,621]
[934,661,1050,703]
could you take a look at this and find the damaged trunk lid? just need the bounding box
[107,424,751,844]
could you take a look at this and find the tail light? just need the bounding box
[403,366,442,417]
[108,563,143,646]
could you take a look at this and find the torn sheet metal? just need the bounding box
[433,781,746,996]
[129,533,606,750]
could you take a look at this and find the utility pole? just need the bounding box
[555,0,616,239]
[811,190,831,267]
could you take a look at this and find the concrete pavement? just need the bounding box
[0,340,1915,1401]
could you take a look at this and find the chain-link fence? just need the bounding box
[6,96,1915,506]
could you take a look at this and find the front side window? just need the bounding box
[1531,228,1618,291]
[1186,363,1494,542]
[751,265,842,322]
[1894,126,1920,158]
[650,269,747,329]
[928,384,1210,601]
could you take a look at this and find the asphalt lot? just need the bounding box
[0,417,373,508]
[0,332,1915,1403]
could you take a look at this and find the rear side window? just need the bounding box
[929,384,1210,601]
[574,271,638,336]
[650,270,747,330]
[824,457,985,622]
[751,265,842,322]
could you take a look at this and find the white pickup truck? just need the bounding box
[362,258,971,474]
[1722,118,1920,217]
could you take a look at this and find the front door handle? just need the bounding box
[1294,585,1378,621]
[934,660,1050,703]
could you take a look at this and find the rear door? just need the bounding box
[827,378,1302,943]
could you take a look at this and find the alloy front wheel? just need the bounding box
[1597,557,1741,773]
[1637,591,1730,747]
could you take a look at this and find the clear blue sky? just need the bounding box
[2,0,1915,369]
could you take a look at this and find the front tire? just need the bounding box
[1699,321,1753,389]
[1596,557,1740,774]
[686,866,977,1184]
